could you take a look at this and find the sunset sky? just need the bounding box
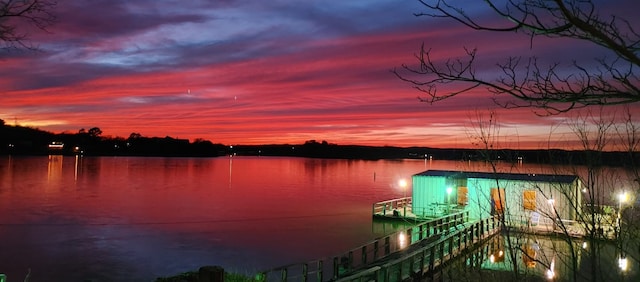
[1,0,638,149]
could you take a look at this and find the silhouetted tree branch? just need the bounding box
[395,0,640,114]
[0,0,56,50]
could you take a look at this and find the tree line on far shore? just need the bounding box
[0,119,226,157]
[0,119,634,166]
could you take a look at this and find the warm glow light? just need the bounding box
[582,241,587,249]
[398,231,407,249]
[547,198,555,206]
[489,254,495,263]
[398,179,407,189]
[546,269,555,280]
[618,192,629,204]
[546,258,555,280]
[446,187,452,195]
[619,256,629,272]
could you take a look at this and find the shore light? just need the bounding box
[398,231,408,249]
[618,192,629,206]
[617,191,629,236]
[546,258,555,280]
[619,256,629,272]
[398,179,407,191]
[399,179,408,217]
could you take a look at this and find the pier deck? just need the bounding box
[258,211,503,282]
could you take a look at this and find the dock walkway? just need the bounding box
[258,196,613,281]
[335,216,500,282]
[258,211,501,282]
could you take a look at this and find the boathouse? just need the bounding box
[411,170,583,224]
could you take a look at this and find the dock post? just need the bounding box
[374,240,379,259]
[419,248,426,274]
[281,268,287,282]
[383,265,390,282]
[428,246,435,272]
[317,260,323,282]
[333,257,339,279]
[302,264,308,282]
[439,239,445,265]
[470,223,475,243]
[408,255,415,280]
[384,236,391,255]
[361,245,367,264]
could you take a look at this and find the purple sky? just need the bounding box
[1,0,638,149]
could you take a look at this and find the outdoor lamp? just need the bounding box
[618,192,629,205]
[398,179,408,217]
[619,255,628,272]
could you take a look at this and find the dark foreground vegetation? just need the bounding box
[155,266,257,282]
[0,120,635,166]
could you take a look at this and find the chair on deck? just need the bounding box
[530,211,540,227]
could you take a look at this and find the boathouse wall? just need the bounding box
[412,170,582,223]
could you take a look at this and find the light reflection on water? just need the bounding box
[437,233,639,281]
[0,156,635,281]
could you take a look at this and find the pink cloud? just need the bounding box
[1,1,635,150]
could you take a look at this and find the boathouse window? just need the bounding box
[490,188,505,214]
[457,186,468,206]
[523,190,536,211]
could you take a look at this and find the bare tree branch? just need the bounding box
[396,0,640,114]
[0,0,57,50]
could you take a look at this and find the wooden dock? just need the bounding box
[258,211,501,282]
[335,216,501,282]
[372,198,616,239]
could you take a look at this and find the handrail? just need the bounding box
[259,211,470,281]
[335,216,501,282]
[372,197,412,216]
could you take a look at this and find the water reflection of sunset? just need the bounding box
[0,156,430,280]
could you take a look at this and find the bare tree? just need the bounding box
[443,109,639,282]
[0,0,56,50]
[542,107,640,281]
[394,0,640,114]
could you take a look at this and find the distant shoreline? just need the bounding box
[1,123,635,167]
[1,143,636,168]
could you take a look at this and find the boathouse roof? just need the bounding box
[414,170,579,184]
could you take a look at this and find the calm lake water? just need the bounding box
[0,156,634,281]
[0,155,469,281]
